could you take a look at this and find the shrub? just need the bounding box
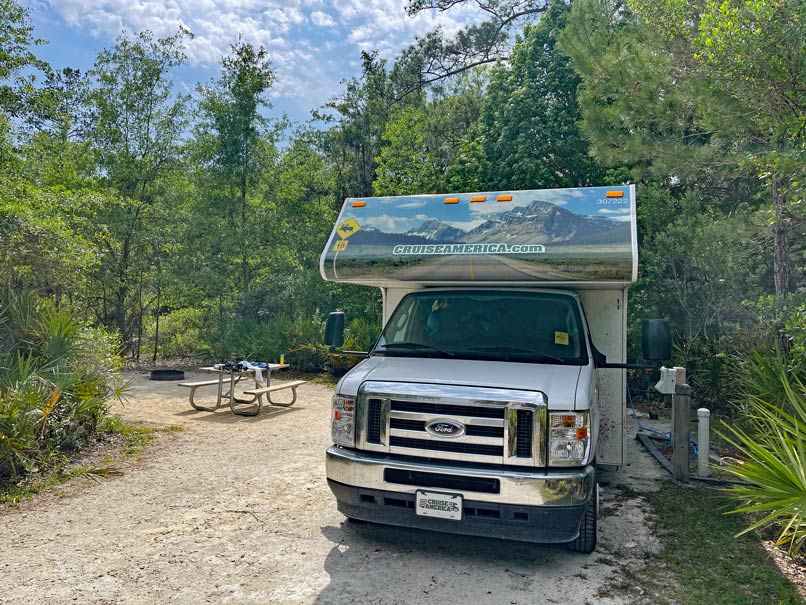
[722,352,806,553]
[145,307,209,359]
[0,291,125,482]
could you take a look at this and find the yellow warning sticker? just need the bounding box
[337,217,361,239]
[333,239,349,252]
[554,331,569,346]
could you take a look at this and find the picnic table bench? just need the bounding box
[178,364,306,416]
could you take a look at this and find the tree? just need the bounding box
[374,69,487,195]
[195,39,278,315]
[20,68,95,190]
[85,29,190,351]
[447,0,605,191]
[373,105,435,195]
[405,0,550,84]
[558,0,804,296]
[0,0,48,120]
[318,52,401,200]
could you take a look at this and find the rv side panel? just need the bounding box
[578,288,627,468]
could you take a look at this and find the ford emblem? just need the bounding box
[425,418,466,438]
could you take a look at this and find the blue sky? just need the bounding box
[22,0,487,124]
[345,187,634,233]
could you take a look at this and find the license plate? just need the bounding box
[415,490,463,521]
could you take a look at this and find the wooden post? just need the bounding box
[672,367,691,482]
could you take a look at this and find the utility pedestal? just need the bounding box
[671,367,691,483]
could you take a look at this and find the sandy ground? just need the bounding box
[0,370,667,605]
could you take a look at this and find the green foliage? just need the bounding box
[722,355,806,553]
[451,1,605,190]
[373,105,436,195]
[560,0,803,297]
[216,314,327,372]
[0,0,49,120]
[0,177,100,296]
[0,291,125,482]
[629,188,765,360]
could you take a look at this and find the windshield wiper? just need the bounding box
[378,341,455,357]
[467,345,566,363]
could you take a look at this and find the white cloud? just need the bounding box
[310,10,335,27]
[362,214,425,233]
[598,208,631,221]
[397,201,427,209]
[44,0,488,114]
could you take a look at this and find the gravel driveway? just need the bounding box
[0,371,664,604]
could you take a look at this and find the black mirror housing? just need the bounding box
[325,312,345,349]
[641,319,672,362]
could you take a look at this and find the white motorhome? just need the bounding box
[319,185,667,553]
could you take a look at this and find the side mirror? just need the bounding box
[641,319,672,362]
[325,311,345,349]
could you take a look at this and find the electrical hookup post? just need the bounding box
[655,366,692,482]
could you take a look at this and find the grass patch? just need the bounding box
[120,426,156,457]
[631,484,803,604]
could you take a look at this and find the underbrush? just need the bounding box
[0,291,127,486]
[146,310,378,374]
[721,351,806,554]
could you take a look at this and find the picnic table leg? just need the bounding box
[267,385,300,407]
[267,368,300,407]
[229,373,262,416]
[188,378,223,412]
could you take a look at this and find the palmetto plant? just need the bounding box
[722,357,806,553]
[0,291,125,482]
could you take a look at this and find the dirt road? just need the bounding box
[0,371,665,604]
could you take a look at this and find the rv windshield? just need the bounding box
[375,290,588,365]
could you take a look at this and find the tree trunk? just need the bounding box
[240,166,249,314]
[152,284,161,363]
[772,176,792,298]
[152,257,161,363]
[771,176,792,353]
[115,236,130,353]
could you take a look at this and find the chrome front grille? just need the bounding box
[357,381,546,466]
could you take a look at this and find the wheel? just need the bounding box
[567,483,598,553]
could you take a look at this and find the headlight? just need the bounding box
[331,395,355,446]
[548,412,590,466]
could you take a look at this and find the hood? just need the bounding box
[336,355,585,409]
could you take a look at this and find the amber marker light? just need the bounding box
[556,414,579,428]
[606,191,624,198]
[497,194,513,202]
[352,201,366,207]
[470,195,486,203]
[576,428,588,439]
[444,197,460,204]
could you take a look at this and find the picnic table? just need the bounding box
[178,364,306,416]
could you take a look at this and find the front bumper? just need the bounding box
[326,446,595,543]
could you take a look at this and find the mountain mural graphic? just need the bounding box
[349,199,629,247]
